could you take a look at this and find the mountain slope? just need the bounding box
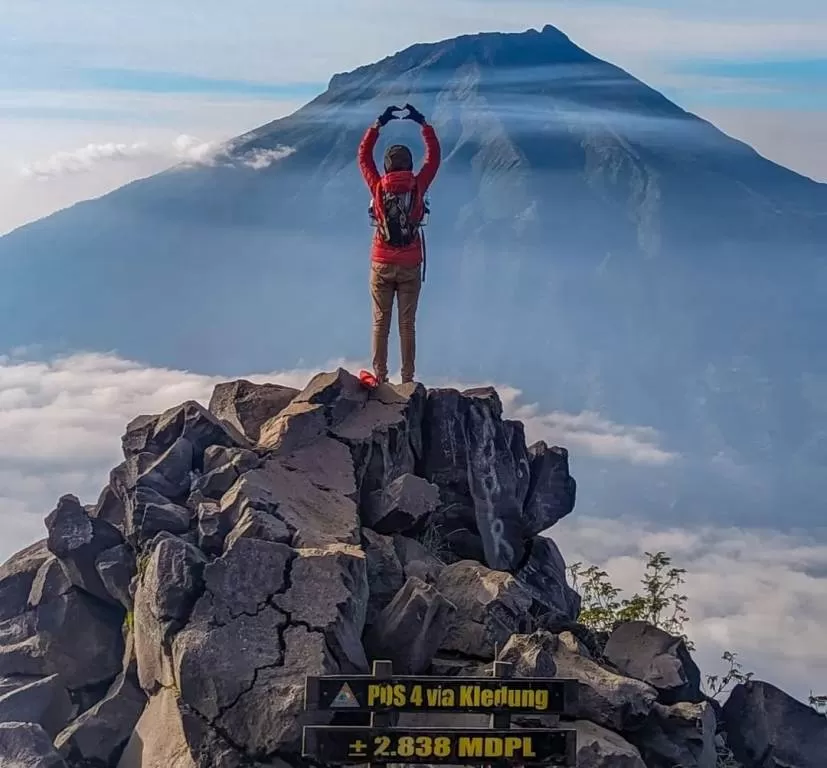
[1,24,826,528]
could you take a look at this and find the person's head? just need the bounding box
[384,144,413,173]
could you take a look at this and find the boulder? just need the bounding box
[45,495,123,602]
[524,442,576,536]
[126,486,191,543]
[0,541,51,621]
[573,720,646,768]
[27,557,72,609]
[117,687,194,768]
[279,437,358,499]
[273,544,369,673]
[436,561,533,659]
[209,379,299,443]
[196,500,226,554]
[361,529,405,626]
[501,631,656,732]
[365,473,440,534]
[137,400,249,461]
[629,701,716,768]
[723,680,827,768]
[55,667,146,767]
[258,401,328,454]
[92,484,128,531]
[222,507,291,552]
[604,621,702,705]
[0,722,68,768]
[134,534,207,694]
[0,674,73,738]
[515,536,581,622]
[392,534,443,584]
[422,388,529,571]
[292,368,369,426]
[120,414,160,457]
[202,445,260,476]
[0,586,124,690]
[365,577,456,675]
[220,458,359,549]
[95,544,136,609]
[131,437,194,500]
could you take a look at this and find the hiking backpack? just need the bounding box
[369,185,430,247]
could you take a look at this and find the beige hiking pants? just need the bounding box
[370,262,422,384]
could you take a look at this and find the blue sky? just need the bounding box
[1,0,826,233]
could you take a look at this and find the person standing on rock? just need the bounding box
[358,103,441,385]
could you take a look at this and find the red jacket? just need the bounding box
[358,123,441,267]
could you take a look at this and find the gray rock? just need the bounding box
[629,700,716,768]
[222,507,291,552]
[120,413,160,457]
[258,401,328,454]
[209,380,299,444]
[127,486,191,543]
[292,368,369,426]
[117,688,193,768]
[220,458,359,549]
[196,500,226,554]
[134,534,206,694]
[203,445,260,476]
[91,484,127,531]
[503,631,657,732]
[55,668,146,767]
[0,722,67,768]
[574,720,646,768]
[27,557,71,609]
[392,535,443,584]
[723,680,827,768]
[366,473,440,534]
[194,462,242,500]
[604,621,702,705]
[0,587,123,690]
[0,674,72,738]
[365,577,456,675]
[515,535,581,622]
[436,561,533,659]
[332,382,425,508]
[132,437,194,500]
[422,388,530,571]
[45,495,123,602]
[361,529,405,626]
[274,544,369,673]
[279,437,358,499]
[0,541,50,621]
[524,441,576,536]
[147,400,250,459]
[95,544,136,609]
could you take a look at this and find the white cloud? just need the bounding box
[551,515,827,705]
[18,134,295,179]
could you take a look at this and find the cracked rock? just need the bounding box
[95,544,136,609]
[132,437,194,501]
[274,544,369,673]
[365,577,456,675]
[361,529,405,626]
[223,507,291,552]
[126,486,191,543]
[604,621,702,705]
[203,445,260,475]
[45,495,123,603]
[365,473,440,535]
[574,720,646,768]
[209,379,299,443]
[436,561,533,659]
[0,540,50,622]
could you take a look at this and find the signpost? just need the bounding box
[302,661,578,766]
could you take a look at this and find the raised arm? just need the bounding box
[358,106,402,191]
[403,104,441,192]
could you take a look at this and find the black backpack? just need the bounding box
[369,185,430,247]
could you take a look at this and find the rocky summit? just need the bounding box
[0,368,823,768]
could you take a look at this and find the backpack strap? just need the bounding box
[421,228,427,283]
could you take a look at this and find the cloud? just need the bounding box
[18,134,295,178]
[551,515,827,704]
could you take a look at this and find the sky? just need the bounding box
[1,0,826,708]
[1,0,826,234]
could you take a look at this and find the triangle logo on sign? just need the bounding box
[330,682,360,708]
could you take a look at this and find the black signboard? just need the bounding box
[304,675,576,715]
[302,727,577,765]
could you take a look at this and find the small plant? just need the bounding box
[568,550,693,647]
[705,651,754,700]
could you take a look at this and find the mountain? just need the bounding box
[1,24,826,530]
[1,371,824,767]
